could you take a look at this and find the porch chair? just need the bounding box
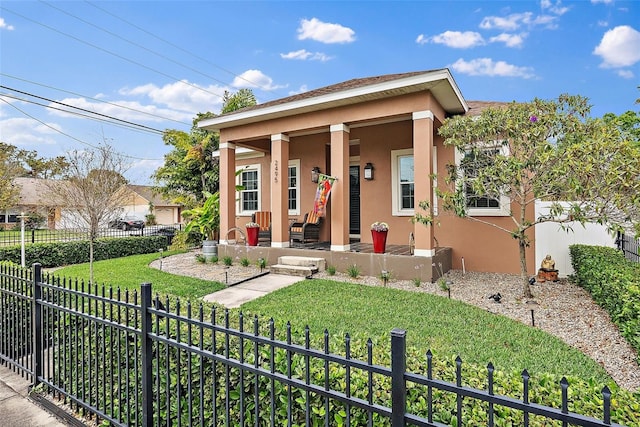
[289,210,322,245]
[251,211,271,242]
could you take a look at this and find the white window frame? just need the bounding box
[391,149,415,216]
[236,164,261,216]
[391,148,439,217]
[454,143,510,217]
[287,159,300,216]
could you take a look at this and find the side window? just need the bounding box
[391,149,414,216]
[288,160,300,216]
[237,165,260,215]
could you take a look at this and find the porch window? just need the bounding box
[391,149,414,216]
[288,160,300,216]
[237,164,261,215]
[454,144,510,216]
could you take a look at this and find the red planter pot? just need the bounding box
[371,229,388,254]
[246,227,259,246]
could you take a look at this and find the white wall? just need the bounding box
[535,201,616,277]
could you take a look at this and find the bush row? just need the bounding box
[569,244,640,358]
[0,236,168,268]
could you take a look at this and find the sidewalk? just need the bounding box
[202,273,302,308]
[0,366,67,427]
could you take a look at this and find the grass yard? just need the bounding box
[51,251,225,299]
[52,253,611,384]
[241,279,611,383]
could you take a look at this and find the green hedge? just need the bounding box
[0,236,168,268]
[569,244,640,358]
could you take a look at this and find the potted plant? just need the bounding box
[371,221,389,254]
[182,191,220,259]
[245,221,260,246]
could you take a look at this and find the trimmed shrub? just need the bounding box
[569,244,640,357]
[0,236,167,268]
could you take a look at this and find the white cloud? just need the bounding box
[593,25,640,68]
[489,33,526,48]
[0,117,59,147]
[450,58,535,78]
[419,31,485,48]
[480,13,534,31]
[597,20,609,27]
[541,0,570,16]
[288,85,309,96]
[591,0,613,4]
[0,18,15,31]
[297,18,355,44]
[617,70,634,79]
[280,49,332,61]
[231,70,286,91]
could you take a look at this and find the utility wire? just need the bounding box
[40,0,235,91]
[0,73,191,126]
[1,5,228,102]
[84,0,269,91]
[1,86,165,134]
[0,92,164,136]
[0,98,163,161]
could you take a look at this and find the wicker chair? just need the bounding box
[289,210,322,244]
[251,211,271,242]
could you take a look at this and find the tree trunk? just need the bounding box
[89,238,94,285]
[519,240,533,299]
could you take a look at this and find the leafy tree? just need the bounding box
[0,144,22,211]
[46,144,129,283]
[152,89,257,209]
[602,87,640,146]
[422,94,640,298]
[0,142,69,179]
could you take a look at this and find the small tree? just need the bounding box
[47,144,129,283]
[425,94,640,298]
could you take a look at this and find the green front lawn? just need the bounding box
[52,251,224,299]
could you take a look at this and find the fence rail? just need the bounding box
[0,263,626,426]
[616,231,639,263]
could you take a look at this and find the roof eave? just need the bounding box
[199,69,468,131]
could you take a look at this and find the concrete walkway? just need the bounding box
[203,273,303,308]
[0,367,67,427]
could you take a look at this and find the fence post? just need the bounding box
[140,283,153,426]
[32,263,42,387]
[391,328,406,427]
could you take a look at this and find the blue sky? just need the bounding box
[1,1,639,184]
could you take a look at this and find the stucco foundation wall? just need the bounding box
[217,245,452,282]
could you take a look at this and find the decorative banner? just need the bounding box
[313,174,336,217]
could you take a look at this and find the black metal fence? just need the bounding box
[0,263,626,426]
[0,225,181,247]
[616,231,639,263]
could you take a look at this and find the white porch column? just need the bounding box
[271,133,290,248]
[330,124,350,251]
[219,142,236,245]
[412,110,435,257]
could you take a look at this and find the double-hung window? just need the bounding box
[454,143,510,216]
[391,149,415,215]
[288,160,300,216]
[237,164,260,215]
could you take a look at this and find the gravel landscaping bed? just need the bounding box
[154,252,640,392]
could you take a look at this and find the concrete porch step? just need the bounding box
[277,256,326,271]
[270,264,317,277]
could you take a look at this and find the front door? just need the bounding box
[349,165,360,236]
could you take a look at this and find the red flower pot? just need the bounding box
[371,229,387,254]
[246,227,259,246]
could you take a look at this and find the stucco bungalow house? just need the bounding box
[199,69,535,280]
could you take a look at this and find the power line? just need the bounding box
[0,98,163,161]
[84,0,269,92]
[1,86,165,135]
[0,73,191,127]
[0,92,164,136]
[1,5,228,102]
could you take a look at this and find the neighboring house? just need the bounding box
[2,178,182,229]
[1,177,57,229]
[121,185,182,225]
[200,69,534,275]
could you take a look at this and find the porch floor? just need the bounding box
[259,240,414,256]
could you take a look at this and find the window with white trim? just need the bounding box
[237,164,260,215]
[454,144,510,216]
[288,160,300,216]
[391,149,414,215]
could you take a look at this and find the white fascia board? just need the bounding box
[199,69,467,131]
